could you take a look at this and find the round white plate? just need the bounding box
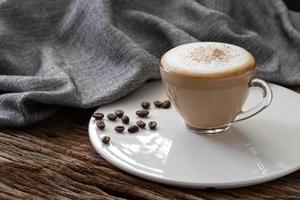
[89,81,300,189]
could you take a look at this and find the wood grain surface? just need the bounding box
[1,89,300,200]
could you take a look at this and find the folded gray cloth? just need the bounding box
[0,0,299,127]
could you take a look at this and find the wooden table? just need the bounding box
[1,87,300,199]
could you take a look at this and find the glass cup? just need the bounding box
[160,42,272,134]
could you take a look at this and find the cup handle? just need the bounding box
[233,78,273,123]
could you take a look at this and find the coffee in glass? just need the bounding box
[160,42,272,134]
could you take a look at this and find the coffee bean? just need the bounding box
[148,121,157,129]
[114,110,124,117]
[136,110,149,118]
[107,113,117,121]
[102,136,110,144]
[122,115,130,124]
[115,125,125,133]
[128,125,139,133]
[162,100,171,108]
[141,102,150,109]
[154,101,162,108]
[136,120,146,128]
[96,121,105,129]
[92,112,104,120]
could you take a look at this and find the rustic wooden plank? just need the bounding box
[1,87,300,199]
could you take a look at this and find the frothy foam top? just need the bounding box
[160,42,255,77]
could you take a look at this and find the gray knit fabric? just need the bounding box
[0,0,299,126]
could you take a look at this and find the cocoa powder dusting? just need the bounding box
[187,45,233,64]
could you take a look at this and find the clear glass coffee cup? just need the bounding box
[160,42,272,134]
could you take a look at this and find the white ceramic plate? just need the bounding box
[89,81,300,188]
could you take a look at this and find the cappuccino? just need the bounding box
[160,42,255,78]
[160,42,271,133]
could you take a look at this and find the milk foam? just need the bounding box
[161,42,253,76]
